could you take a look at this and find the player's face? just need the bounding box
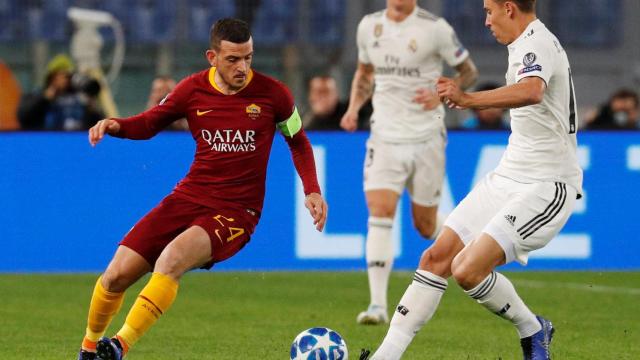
[209,38,254,90]
[386,0,416,11]
[484,0,513,45]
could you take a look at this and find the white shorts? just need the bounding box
[363,135,446,207]
[444,172,577,265]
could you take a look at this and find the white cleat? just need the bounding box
[357,305,389,325]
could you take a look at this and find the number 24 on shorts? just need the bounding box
[212,214,245,244]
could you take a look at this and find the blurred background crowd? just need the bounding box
[0,0,638,132]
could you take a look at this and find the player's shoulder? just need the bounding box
[177,68,209,88]
[415,7,441,22]
[250,70,292,97]
[518,21,561,52]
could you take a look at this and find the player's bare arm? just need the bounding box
[304,192,328,232]
[437,76,545,110]
[88,119,121,147]
[453,58,479,90]
[340,62,374,132]
[414,58,478,111]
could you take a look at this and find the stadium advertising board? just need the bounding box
[1,131,638,271]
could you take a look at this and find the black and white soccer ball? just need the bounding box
[290,327,348,360]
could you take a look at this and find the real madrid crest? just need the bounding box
[374,23,383,38]
[246,103,261,119]
[408,39,418,53]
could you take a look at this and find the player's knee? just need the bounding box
[451,256,477,290]
[154,252,187,280]
[101,268,136,292]
[367,200,396,218]
[418,247,451,278]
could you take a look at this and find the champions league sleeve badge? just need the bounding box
[523,52,537,66]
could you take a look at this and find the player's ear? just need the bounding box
[505,1,515,18]
[205,50,217,67]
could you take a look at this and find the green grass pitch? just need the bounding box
[0,271,638,359]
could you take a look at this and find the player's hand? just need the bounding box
[88,119,121,147]
[305,192,328,232]
[436,77,468,110]
[340,110,358,132]
[413,88,441,110]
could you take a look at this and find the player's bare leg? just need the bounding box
[452,233,553,359]
[97,226,213,360]
[410,202,444,240]
[358,189,399,325]
[371,227,463,359]
[78,246,151,360]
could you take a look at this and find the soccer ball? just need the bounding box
[290,327,348,360]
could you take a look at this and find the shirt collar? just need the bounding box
[383,5,419,26]
[509,19,543,49]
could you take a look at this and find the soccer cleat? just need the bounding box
[77,350,97,360]
[520,316,555,360]
[359,349,371,360]
[96,337,124,360]
[356,305,389,325]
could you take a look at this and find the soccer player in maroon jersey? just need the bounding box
[77,18,328,360]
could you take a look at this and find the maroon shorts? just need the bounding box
[120,193,259,269]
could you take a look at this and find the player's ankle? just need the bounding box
[81,337,97,352]
[116,335,130,355]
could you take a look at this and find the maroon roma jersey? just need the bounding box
[113,68,319,214]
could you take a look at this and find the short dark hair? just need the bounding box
[611,88,639,108]
[494,0,536,13]
[210,18,251,50]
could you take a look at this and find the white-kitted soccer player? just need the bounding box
[341,0,478,325]
[366,0,582,359]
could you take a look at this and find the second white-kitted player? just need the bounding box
[341,0,478,325]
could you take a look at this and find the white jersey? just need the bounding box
[496,19,583,194]
[357,7,469,142]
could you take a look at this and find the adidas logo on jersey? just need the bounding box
[504,215,516,226]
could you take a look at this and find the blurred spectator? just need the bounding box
[0,60,22,130]
[459,82,508,130]
[146,75,189,131]
[588,88,639,130]
[17,54,103,131]
[303,75,371,131]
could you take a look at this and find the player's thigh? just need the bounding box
[154,225,213,279]
[365,189,400,218]
[444,173,506,246]
[418,227,465,278]
[363,137,410,202]
[120,194,202,267]
[191,207,257,269]
[102,245,153,292]
[407,134,445,207]
[483,181,577,265]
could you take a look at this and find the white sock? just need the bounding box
[366,217,394,309]
[465,272,542,338]
[371,270,448,360]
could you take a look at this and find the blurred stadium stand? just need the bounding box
[0,0,639,124]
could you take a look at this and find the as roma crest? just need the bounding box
[246,103,261,119]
